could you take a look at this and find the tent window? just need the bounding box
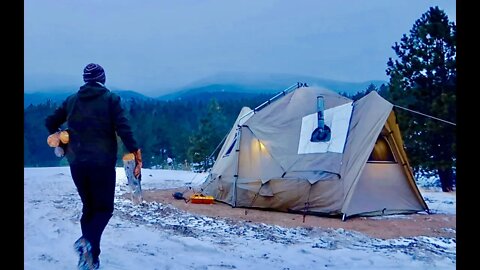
[223,134,237,157]
[368,136,396,162]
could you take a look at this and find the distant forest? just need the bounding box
[25,92,272,169]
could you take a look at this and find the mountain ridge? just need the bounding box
[24,90,155,108]
[155,72,387,99]
[24,72,387,106]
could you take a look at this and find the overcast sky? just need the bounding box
[24,0,456,96]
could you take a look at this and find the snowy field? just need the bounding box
[24,167,456,270]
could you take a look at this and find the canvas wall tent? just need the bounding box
[200,85,429,220]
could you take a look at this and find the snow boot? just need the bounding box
[74,237,96,270]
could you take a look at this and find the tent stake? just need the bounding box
[302,183,313,223]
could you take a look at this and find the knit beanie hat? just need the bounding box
[83,63,106,84]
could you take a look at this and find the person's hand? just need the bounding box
[47,132,60,147]
[133,149,143,180]
[47,130,69,147]
[59,130,69,144]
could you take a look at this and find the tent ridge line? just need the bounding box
[238,83,300,122]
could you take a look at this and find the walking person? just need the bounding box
[45,63,142,269]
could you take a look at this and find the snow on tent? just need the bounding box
[200,85,429,220]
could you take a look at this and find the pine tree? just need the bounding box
[350,83,378,101]
[188,98,228,170]
[386,6,456,192]
[24,101,61,167]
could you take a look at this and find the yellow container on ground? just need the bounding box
[190,194,215,204]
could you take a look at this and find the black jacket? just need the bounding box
[45,82,139,166]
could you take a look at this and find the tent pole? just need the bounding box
[232,126,242,207]
[385,123,429,213]
[238,83,301,122]
[253,83,299,113]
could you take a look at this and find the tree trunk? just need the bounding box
[438,167,454,192]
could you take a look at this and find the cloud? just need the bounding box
[24,0,456,95]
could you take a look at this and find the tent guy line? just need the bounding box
[393,104,456,126]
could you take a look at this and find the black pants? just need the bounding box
[70,163,116,260]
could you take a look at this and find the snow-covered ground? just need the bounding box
[24,167,456,269]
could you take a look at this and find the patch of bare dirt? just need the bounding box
[130,188,456,240]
